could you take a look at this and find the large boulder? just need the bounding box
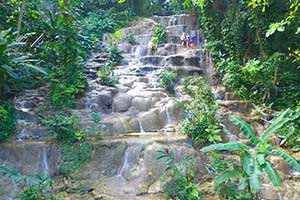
[139,109,162,132]
[0,142,62,199]
[132,97,153,112]
[113,93,133,113]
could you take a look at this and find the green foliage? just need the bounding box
[277,104,300,151]
[84,112,106,139]
[124,33,137,45]
[207,153,253,199]
[0,102,16,141]
[59,142,93,177]
[159,69,177,93]
[184,0,300,109]
[0,29,46,99]
[97,64,119,87]
[45,10,87,109]
[19,174,58,200]
[79,9,137,49]
[107,32,123,66]
[0,165,59,200]
[157,147,200,200]
[179,78,222,146]
[201,110,300,196]
[221,53,292,106]
[44,114,86,144]
[152,25,168,49]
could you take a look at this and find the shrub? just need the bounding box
[159,69,177,93]
[107,31,123,66]
[277,104,300,151]
[152,24,168,49]
[84,112,106,139]
[0,165,59,200]
[45,10,87,109]
[0,29,46,99]
[179,78,222,146]
[97,64,119,87]
[59,142,93,177]
[19,174,58,200]
[201,110,300,198]
[44,114,86,144]
[0,102,16,142]
[157,147,200,200]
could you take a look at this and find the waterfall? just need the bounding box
[165,106,172,126]
[137,119,145,133]
[42,147,49,175]
[118,147,130,178]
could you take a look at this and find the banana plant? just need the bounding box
[1,29,47,98]
[201,108,300,195]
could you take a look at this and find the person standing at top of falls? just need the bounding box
[190,30,197,48]
[186,34,190,47]
[180,32,187,47]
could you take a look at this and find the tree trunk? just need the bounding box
[255,16,266,59]
[63,0,69,20]
[17,0,26,38]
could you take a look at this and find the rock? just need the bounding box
[140,56,165,66]
[139,109,162,132]
[132,97,153,112]
[112,93,133,112]
[0,142,62,199]
[157,43,177,56]
[128,118,142,133]
[80,142,127,179]
[119,42,132,54]
[104,117,128,135]
[95,90,114,113]
[269,156,290,177]
[148,179,162,193]
[260,184,282,200]
[165,55,185,66]
[184,56,200,67]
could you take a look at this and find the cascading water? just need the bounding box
[137,119,145,133]
[117,147,130,178]
[165,106,172,126]
[42,147,49,175]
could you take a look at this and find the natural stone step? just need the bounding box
[219,100,253,113]
[171,65,203,76]
[0,137,208,199]
[139,55,165,66]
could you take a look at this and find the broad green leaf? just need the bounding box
[263,161,282,186]
[24,64,47,75]
[201,142,250,153]
[257,154,266,165]
[249,159,263,193]
[214,169,242,185]
[272,149,300,171]
[262,109,290,143]
[240,152,252,176]
[229,115,259,145]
